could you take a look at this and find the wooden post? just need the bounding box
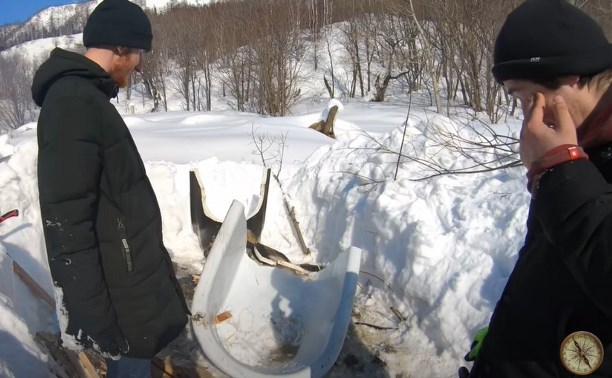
[322,105,338,138]
[308,105,337,139]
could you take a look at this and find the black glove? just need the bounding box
[458,366,470,378]
[78,325,129,358]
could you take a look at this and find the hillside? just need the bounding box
[0,1,98,50]
[0,0,214,51]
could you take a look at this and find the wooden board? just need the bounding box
[35,332,87,378]
[12,259,100,378]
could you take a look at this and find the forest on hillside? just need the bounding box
[0,1,92,50]
[0,0,610,133]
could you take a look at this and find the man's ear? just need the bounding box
[112,46,130,57]
[559,75,580,87]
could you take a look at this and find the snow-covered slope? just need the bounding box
[22,2,97,29]
[0,0,217,51]
[0,1,97,49]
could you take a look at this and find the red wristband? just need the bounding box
[526,144,588,194]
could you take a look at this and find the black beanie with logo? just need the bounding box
[83,0,152,51]
[492,0,612,84]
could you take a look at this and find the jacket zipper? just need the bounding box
[124,134,189,313]
[117,217,134,273]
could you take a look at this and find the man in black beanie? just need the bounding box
[32,1,189,377]
[459,0,612,377]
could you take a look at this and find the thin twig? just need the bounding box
[354,321,398,330]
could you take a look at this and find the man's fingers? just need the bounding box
[525,93,545,128]
[552,95,574,133]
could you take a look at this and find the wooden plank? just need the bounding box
[0,254,16,304]
[14,259,209,378]
[35,332,82,378]
[12,261,55,308]
[152,356,215,378]
[12,259,100,378]
[77,350,101,378]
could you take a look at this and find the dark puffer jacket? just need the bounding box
[32,48,189,358]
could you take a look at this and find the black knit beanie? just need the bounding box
[83,0,152,51]
[492,0,612,84]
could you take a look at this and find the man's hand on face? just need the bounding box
[520,92,578,169]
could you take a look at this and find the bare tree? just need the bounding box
[581,0,612,38]
[423,0,520,122]
[370,9,417,102]
[358,9,379,94]
[213,0,257,111]
[343,111,520,185]
[0,53,36,132]
[322,28,337,98]
[405,0,441,112]
[163,5,199,110]
[142,46,171,112]
[251,125,311,255]
[337,1,365,98]
[307,0,323,70]
[249,0,308,116]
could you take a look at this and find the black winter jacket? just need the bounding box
[32,48,189,358]
[470,89,612,377]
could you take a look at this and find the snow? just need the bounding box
[2,33,83,63]
[0,15,532,378]
[218,307,303,368]
[143,0,217,8]
[0,95,530,377]
[25,3,94,27]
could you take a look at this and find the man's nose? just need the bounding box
[134,52,143,73]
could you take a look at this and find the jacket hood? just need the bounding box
[31,48,117,106]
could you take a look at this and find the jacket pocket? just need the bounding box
[117,216,134,273]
